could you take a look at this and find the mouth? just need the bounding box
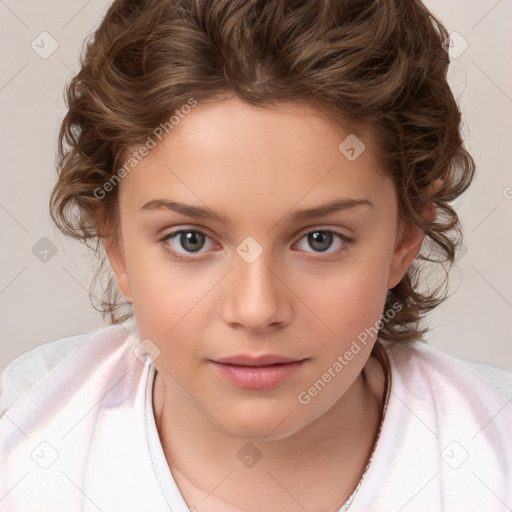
[209,354,308,390]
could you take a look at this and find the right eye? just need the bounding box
[158,228,217,261]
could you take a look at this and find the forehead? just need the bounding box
[145,95,375,160]
[118,96,392,216]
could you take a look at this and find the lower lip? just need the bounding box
[210,361,305,389]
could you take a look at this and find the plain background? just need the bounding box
[0,0,511,373]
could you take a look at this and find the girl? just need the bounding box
[1,1,511,510]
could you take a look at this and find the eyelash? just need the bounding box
[158,227,355,263]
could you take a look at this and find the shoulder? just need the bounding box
[0,333,88,414]
[387,340,512,401]
[384,340,512,453]
[367,341,512,508]
[0,322,156,509]
[0,322,137,417]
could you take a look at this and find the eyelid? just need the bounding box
[295,224,354,239]
[164,221,354,235]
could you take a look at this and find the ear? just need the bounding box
[386,220,425,289]
[97,213,133,303]
[387,182,440,289]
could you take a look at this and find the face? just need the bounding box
[104,94,423,440]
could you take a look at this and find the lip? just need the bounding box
[210,354,307,390]
[214,354,301,366]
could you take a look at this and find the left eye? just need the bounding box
[159,228,353,260]
[295,230,351,254]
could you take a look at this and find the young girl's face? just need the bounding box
[105,94,422,439]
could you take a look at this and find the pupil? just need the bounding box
[182,231,204,252]
[309,231,332,252]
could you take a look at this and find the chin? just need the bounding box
[216,401,308,441]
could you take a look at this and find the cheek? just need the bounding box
[296,254,391,341]
[123,234,202,321]
[125,247,218,371]
[132,271,205,347]
[132,277,202,386]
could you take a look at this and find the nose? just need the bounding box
[222,248,292,333]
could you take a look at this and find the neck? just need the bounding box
[152,355,386,512]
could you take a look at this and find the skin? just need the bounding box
[101,94,429,511]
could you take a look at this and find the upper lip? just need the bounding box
[212,354,305,366]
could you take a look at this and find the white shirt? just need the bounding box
[0,323,511,511]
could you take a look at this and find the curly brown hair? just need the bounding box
[49,0,475,344]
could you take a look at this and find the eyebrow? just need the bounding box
[140,197,373,223]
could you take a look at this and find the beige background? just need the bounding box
[0,0,511,372]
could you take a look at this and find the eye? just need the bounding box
[158,227,354,262]
[294,229,353,257]
[159,228,215,260]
